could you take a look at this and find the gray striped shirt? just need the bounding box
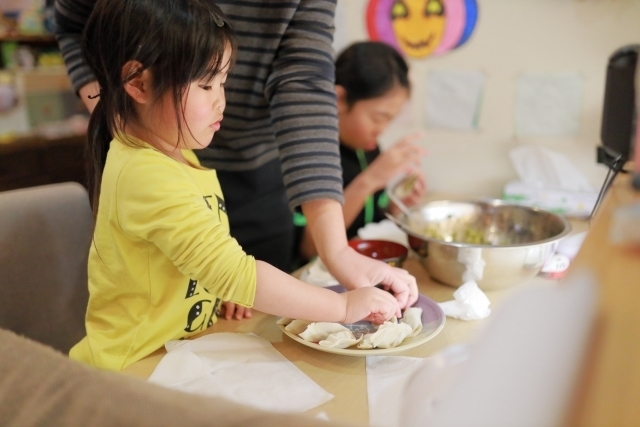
[54,0,343,210]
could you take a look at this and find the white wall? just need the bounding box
[335,0,640,197]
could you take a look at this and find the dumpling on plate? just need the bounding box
[372,322,413,348]
[285,319,312,335]
[359,333,374,349]
[318,330,363,349]
[357,321,412,349]
[401,307,423,337]
[299,322,350,343]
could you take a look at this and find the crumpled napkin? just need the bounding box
[148,333,333,413]
[298,257,339,287]
[438,281,491,320]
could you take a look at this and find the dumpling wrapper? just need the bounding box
[359,333,374,349]
[357,321,413,349]
[400,307,423,338]
[318,330,363,349]
[299,322,350,343]
[285,319,312,335]
[373,322,413,348]
[384,316,398,325]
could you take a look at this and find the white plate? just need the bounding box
[279,286,446,357]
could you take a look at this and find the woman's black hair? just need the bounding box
[335,41,410,108]
[82,0,236,215]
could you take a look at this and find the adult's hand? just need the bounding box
[325,245,419,310]
[301,199,419,310]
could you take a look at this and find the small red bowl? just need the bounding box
[348,239,408,267]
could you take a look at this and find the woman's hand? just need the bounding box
[338,286,400,324]
[324,245,419,311]
[219,302,252,320]
[301,199,419,312]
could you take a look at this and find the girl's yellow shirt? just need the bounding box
[70,137,256,371]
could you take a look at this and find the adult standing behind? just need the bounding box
[295,41,427,263]
[54,0,418,318]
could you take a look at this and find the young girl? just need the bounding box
[71,0,402,372]
[296,41,427,261]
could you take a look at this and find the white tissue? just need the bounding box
[438,281,491,320]
[457,248,485,282]
[509,145,594,192]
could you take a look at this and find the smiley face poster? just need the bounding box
[366,0,478,58]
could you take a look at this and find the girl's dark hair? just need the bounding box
[82,0,236,214]
[335,41,410,108]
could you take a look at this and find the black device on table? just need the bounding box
[593,44,639,215]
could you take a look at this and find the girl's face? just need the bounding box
[151,47,232,153]
[337,85,409,151]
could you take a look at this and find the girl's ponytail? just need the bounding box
[86,97,111,217]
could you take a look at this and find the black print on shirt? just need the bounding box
[184,299,211,332]
[203,196,213,210]
[202,195,226,221]
[185,279,199,298]
[215,195,226,219]
[183,278,221,333]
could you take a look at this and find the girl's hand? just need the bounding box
[325,245,419,312]
[339,287,400,324]
[219,302,252,320]
[363,133,426,192]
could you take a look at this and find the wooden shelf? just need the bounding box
[0,133,87,192]
[0,34,57,46]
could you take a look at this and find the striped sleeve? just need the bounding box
[265,0,344,209]
[53,0,97,94]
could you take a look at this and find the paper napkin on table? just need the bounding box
[366,346,470,427]
[148,333,333,413]
[438,281,491,320]
[366,356,426,427]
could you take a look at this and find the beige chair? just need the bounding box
[0,182,92,353]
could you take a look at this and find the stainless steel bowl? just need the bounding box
[389,199,572,290]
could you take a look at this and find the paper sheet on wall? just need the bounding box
[332,0,348,55]
[424,70,484,131]
[515,73,584,136]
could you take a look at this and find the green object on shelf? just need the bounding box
[1,42,18,68]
